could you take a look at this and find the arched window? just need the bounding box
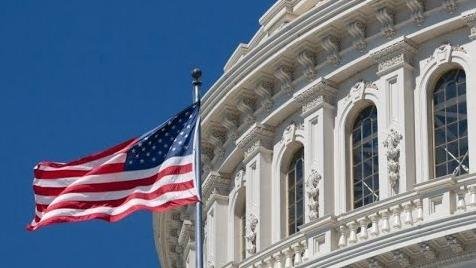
[352,105,379,209]
[287,148,304,235]
[433,69,468,178]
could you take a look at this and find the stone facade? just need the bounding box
[154,0,476,267]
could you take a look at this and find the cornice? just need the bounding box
[202,171,231,203]
[294,78,337,116]
[370,36,417,76]
[236,123,274,162]
[201,0,360,118]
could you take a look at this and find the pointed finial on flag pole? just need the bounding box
[191,67,203,268]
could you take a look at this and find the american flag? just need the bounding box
[28,103,200,231]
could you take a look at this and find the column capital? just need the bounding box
[294,78,337,117]
[202,171,231,204]
[236,123,274,163]
[370,37,417,76]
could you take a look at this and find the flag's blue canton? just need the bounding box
[124,103,199,171]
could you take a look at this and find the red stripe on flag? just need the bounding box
[27,197,199,231]
[37,138,136,168]
[36,180,195,212]
[33,163,192,196]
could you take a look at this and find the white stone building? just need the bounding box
[153,0,476,267]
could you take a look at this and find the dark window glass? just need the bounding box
[433,70,469,177]
[287,148,304,235]
[352,106,379,209]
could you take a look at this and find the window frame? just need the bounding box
[430,69,469,178]
[349,105,379,210]
[285,147,305,236]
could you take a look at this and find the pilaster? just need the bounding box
[371,37,417,195]
[203,172,231,268]
[295,78,337,222]
[236,124,274,253]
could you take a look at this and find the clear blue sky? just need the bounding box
[0,1,273,267]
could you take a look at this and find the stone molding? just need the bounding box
[462,9,476,40]
[342,80,378,108]
[236,123,274,163]
[294,78,337,117]
[370,37,417,76]
[424,43,467,69]
[202,171,231,204]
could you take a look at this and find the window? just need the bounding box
[433,69,468,177]
[352,105,379,209]
[287,148,304,235]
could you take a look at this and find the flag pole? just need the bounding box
[192,68,204,268]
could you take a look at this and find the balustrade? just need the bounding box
[239,235,307,268]
[239,177,476,267]
[335,177,476,251]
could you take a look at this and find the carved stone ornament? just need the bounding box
[202,172,231,203]
[245,213,259,255]
[443,0,457,14]
[345,80,377,105]
[274,63,294,97]
[294,78,337,116]
[306,169,321,221]
[370,37,417,76]
[255,79,275,113]
[425,43,467,68]
[383,129,403,191]
[282,122,297,145]
[237,93,256,127]
[462,9,476,40]
[321,34,340,65]
[375,6,396,39]
[222,106,240,141]
[297,49,317,81]
[347,19,367,52]
[406,0,424,26]
[234,169,246,190]
[392,250,410,267]
[201,142,214,175]
[236,124,274,162]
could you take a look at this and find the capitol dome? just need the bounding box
[154,0,476,267]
